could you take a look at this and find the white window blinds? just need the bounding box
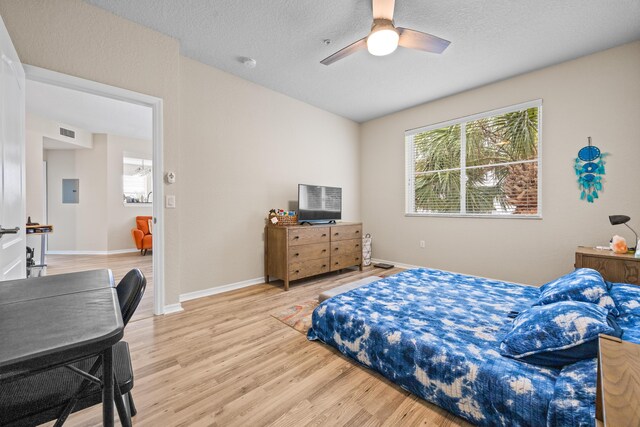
[405,100,542,218]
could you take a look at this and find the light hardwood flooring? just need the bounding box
[43,252,154,322]
[55,266,470,427]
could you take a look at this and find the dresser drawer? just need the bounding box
[331,225,362,242]
[289,227,330,246]
[578,255,640,285]
[330,253,362,271]
[331,239,362,256]
[289,258,330,280]
[289,243,330,262]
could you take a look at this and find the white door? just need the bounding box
[0,15,26,280]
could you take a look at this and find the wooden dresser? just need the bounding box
[264,222,363,291]
[575,246,640,285]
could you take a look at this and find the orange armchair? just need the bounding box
[131,216,153,256]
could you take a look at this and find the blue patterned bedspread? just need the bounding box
[307,268,640,426]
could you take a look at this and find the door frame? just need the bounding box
[24,65,166,315]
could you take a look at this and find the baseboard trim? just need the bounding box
[46,249,140,255]
[179,277,264,303]
[162,303,184,315]
[371,258,421,269]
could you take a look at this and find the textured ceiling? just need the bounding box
[27,80,152,140]
[85,0,640,123]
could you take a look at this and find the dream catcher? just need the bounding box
[574,137,606,203]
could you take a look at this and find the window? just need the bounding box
[405,100,541,218]
[123,156,152,204]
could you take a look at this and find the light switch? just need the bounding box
[165,195,176,208]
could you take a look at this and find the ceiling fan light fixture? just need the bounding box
[366,20,399,56]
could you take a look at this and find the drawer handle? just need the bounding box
[355,257,360,261]
[294,253,299,257]
[322,233,327,237]
[355,230,360,234]
[295,270,300,273]
[334,248,339,251]
[322,249,326,252]
[293,236,299,240]
[334,262,339,265]
[322,264,327,268]
[355,244,360,247]
[334,232,339,236]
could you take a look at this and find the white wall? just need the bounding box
[106,134,152,251]
[25,112,92,225]
[26,112,96,259]
[179,57,361,293]
[44,133,152,253]
[360,41,640,285]
[25,120,44,223]
[45,137,108,252]
[25,118,46,261]
[26,112,92,149]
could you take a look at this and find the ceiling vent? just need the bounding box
[60,127,75,138]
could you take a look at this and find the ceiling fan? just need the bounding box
[321,0,450,66]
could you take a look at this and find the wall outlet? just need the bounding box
[419,240,426,248]
[165,195,176,208]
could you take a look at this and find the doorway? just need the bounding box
[24,65,165,317]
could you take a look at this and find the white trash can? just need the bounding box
[362,233,372,266]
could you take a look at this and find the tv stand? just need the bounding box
[264,222,363,291]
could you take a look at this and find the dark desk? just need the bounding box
[0,269,114,305]
[0,269,123,426]
[26,224,53,267]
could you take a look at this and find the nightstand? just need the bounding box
[575,247,640,285]
[596,335,640,426]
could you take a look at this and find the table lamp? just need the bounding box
[609,215,638,251]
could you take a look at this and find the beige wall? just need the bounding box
[0,0,182,304]
[361,41,640,285]
[5,0,637,300]
[179,58,360,293]
[0,0,360,302]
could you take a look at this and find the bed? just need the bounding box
[307,268,640,426]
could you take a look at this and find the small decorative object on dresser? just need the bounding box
[575,246,640,285]
[608,214,638,251]
[264,222,363,291]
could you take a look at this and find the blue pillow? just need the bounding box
[500,301,623,367]
[609,282,640,316]
[536,268,619,316]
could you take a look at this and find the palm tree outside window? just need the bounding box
[405,100,541,217]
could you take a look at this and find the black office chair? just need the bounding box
[0,269,147,427]
[118,268,147,326]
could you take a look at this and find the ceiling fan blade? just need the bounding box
[320,37,367,66]
[372,0,395,20]
[397,27,451,54]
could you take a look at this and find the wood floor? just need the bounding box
[43,252,154,322]
[54,266,470,427]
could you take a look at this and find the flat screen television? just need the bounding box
[298,184,342,224]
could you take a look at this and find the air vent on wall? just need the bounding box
[60,127,75,138]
